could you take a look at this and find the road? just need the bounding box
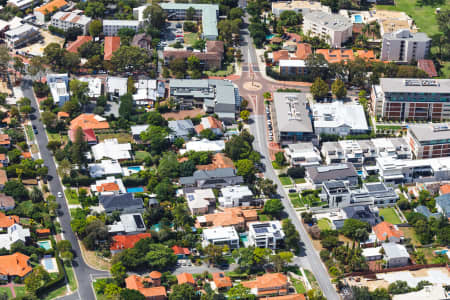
[232,16,340,300]
[22,79,109,300]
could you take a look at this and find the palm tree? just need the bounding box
[30,186,43,203]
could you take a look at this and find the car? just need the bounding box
[289,189,297,193]
[32,125,36,130]
[176,23,182,28]
[57,192,62,198]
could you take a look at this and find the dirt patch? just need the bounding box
[80,243,111,271]
[347,276,390,291]
[411,268,429,277]
[163,108,204,120]
[312,239,323,252]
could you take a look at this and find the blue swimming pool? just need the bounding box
[127,187,144,193]
[435,249,448,255]
[240,233,248,242]
[128,166,142,172]
[357,170,363,176]
[266,34,275,40]
[354,15,363,23]
[37,240,52,250]
[43,258,55,270]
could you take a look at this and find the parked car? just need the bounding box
[57,192,62,198]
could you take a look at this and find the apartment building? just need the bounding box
[33,0,68,23]
[202,226,240,249]
[51,11,91,35]
[381,29,431,63]
[371,78,450,122]
[4,24,40,48]
[103,20,140,36]
[164,40,224,69]
[284,142,321,167]
[407,124,450,159]
[271,0,331,16]
[248,221,285,250]
[303,11,353,48]
[272,92,314,145]
[371,138,411,159]
[279,60,308,77]
[321,140,377,168]
[47,73,69,106]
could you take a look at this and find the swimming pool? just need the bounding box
[127,187,144,193]
[240,233,248,242]
[353,15,363,23]
[41,257,58,272]
[128,166,142,172]
[266,34,275,40]
[37,240,52,250]
[435,249,448,255]
[357,170,363,176]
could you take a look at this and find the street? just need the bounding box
[232,16,340,300]
[22,79,108,300]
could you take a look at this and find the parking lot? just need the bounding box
[161,21,186,47]
[20,29,64,56]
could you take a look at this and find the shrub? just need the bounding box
[287,166,305,179]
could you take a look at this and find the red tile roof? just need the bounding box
[295,43,312,60]
[21,152,32,159]
[67,36,92,53]
[242,273,288,295]
[34,0,67,15]
[36,228,50,234]
[0,253,32,278]
[0,154,5,161]
[273,50,290,63]
[440,184,450,195]
[0,170,7,186]
[104,36,121,61]
[212,272,232,289]
[0,134,10,146]
[110,233,151,251]
[0,212,19,228]
[172,245,190,256]
[417,59,438,77]
[69,114,109,131]
[356,50,377,61]
[57,111,70,118]
[96,182,120,192]
[268,294,306,300]
[177,272,195,285]
[316,49,355,64]
[68,128,97,143]
[126,275,167,298]
[149,271,162,279]
[373,221,404,241]
[0,194,14,209]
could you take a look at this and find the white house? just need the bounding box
[362,246,383,261]
[181,139,225,154]
[303,11,353,48]
[106,76,127,100]
[88,160,123,178]
[92,139,132,161]
[284,142,321,167]
[0,224,30,250]
[382,242,409,267]
[186,189,215,215]
[91,176,127,195]
[103,20,140,36]
[202,226,239,249]
[248,221,285,250]
[219,185,253,208]
[47,74,69,107]
[107,213,146,234]
[51,11,91,35]
[79,77,102,98]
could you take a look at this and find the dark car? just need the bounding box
[288,189,297,193]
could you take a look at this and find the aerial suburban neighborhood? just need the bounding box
[0,0,448,299]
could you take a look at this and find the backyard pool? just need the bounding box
[41,257,58,273]
[353,14,363,23]
[357,170,363,176]
[37,240,52,250]
[240,233,248,242]
[127,187,144,193]
[435,249,448,255]
[266,34,275,40]
[128,166,142,172]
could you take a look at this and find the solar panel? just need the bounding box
[188,195,195,202]
[133,214,145,229]
[254,228,268,234]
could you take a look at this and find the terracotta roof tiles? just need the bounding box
[69,114,109,131]
[104,36,121,61]
[67,36,92,54]
[0,253,32,278]
[177,272,195,285]
[373,221,404,241]
[110,233,151,251]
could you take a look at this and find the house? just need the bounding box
[79,77,102,98]
[104,36,120,61]
[181,139,225,154]
[435,194,450,219]
[414,205,441,220]
[131,33,152,51]
[381,30,431,63]
[4,24,40,48]
[316,49,354,64]
[47,73,69,106]
[106,77,128,100]
[371,78,450,122]
[33,0,68,23]
[102,20,140,36]
[321,140,377,168]
[0,135,10,148]
[51,11,91,35]
[440,184,450,195]
[57,111,69,120]
[285,142,321,167]
[20,152,31,160]
[92,139,132,161]
[7,0,34,10]
[211,272,232,291]
[305,163,358,187]
[0,194,15,211]
[36,229,50,238]
[271,92,314,145]
[248,221,285,250]
[125,273,167,300]
[371,138,411,160]
[185,188,215,215]
[68,128,97,145]
[108,213,146,234]
[0,224,30,250]
[356,50,377,62]
[69,114,109,131]
[99,193,144,214]
[110,233,151,254]
[89,160,123,178]
[382,242,409,267]
[180,168,243,189]
[196,207,258,230]
[219,185,255,208]
[279,60,308,77]
[265,295,306,300]
[195,117,223,136]
[417,59,437,78]
[172,245,190,259]
[341,205,380,227]
[67,35,92,53]
[373,221,404,243]
[0,212,19,229]
[131,125,150,142]
[202,226,239,249]
[163,40,224,69]
[168,119,194,140]
[133,79,164,106]
[0,154,8,167]
[362,247,383,261]
[0,170,7,190]
[393,285,447,300]
[271,1,330,16]
[0,252,32,280]
[196,153,235,171]
[313,101,369,136]
[303,11,352,48]
[242,273,289,297]
[407,124,450,159]
[177,273,195,286]
[91,177,126,195]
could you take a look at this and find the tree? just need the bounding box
[270,251,293,272]
[282,219,300,251]
[56,240,72,253]
[310,77,329,100]
[225,135,252,161]
[275,152,286,166]
[331,79,347,99]
[118,27,137,45]
[240,110,250,122]
[145,244,177,270]
[236,159,256,183]
[287,167,305,179]
[388,280,413,295]
[183,21,197,33]
[228,284,254,300]
[170,283,199,300]
[4,180,28,201]
[169,57,187,75]
[147,111,167,126]
[89,20,102,37]
[120,289,145,300]
[29,56,46,79]
[199,129,216,140]
[0,45,10,79]
[192,39,206,50]
[141,126,169,154]
[186,6,196,20]
[263,199,284,218]
[321,235,339,250]
[25,266,50,295]
[78,41,102,59]
[110,46,150,74]
[13,56,25,80]
[60,251,74,265]
[30,187,43,203]
[119,93,134,120]
[279,10,302,26]
[229,7,244,20]
[41,111,57,129]
[85,1,105,18]
[341,219,370,240]
[256,178,277,196]
[111,262,127,286]
[187,55,201,71]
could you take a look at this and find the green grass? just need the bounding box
[14,286,26,298]
[66,263,77,291]
[304,269,319,289]
[376,125,403,130]
[64,189,80,205]
[272,161,283,169]
[97,133,132,144]
[47,132,68,143]
[25,125,35,140]
[291,278,306,294]
[294,178,306,184]
[0,287,12,298]
[402,227,421,246]
[379,207,402,224]
[43,285,67,300]
[279,175,293,186]
[258,214,272,221]
[135,151,151,161]
[289,193,304,208]
[204,64,235,77]
[184,32,199,45]
[317,218,332,230]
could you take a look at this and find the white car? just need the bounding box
[57,192,62,198]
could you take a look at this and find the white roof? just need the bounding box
[279,59,306,67]
[5,23,37,37]
[203,226,239,240]
[383,242,409,259]
[362,246,382,258]
[52,11,91,25]
[106,77,127,95]
[92,139,132,161]
[377,156,450,172]
[79,77,102,98]
[131,125,149,136]
[103,19,140,26]
[0,224,30,250]
[313,101,368,131]
[88,160,123,177]
[393,285,447,300]
[220,185,253,198]
[186,189,213,210]
[181,139,225,154]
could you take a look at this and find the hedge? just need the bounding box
[123,176,147,187]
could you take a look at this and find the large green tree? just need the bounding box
[310,77,329,100]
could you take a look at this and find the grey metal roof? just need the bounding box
[323,180,346,189]
[168,119,194,137]
[409,124,450,143]
[180,168,238,184]
[436,194,450,217]
[364,183,387,193]
[382,242,409,259]
[303,11,352,31]
[414,205,440,219]
[306,163,357,184]
[99,193,144,210]
[342,205,378,226]
[170,79,210,89]
[379,78,450,93]
[273,92,313,134]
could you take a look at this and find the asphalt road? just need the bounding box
[22,79,108,300]
[235,16,340,300]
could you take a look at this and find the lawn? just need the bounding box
[184,32,199,45]
[259,214,272,221]
[294,178,306,184]
[376,125,403,130]
[289,193,304,208]
[135,150,151,161]
[291,278,306,294]
[43,285,67,300]
[25,125,35,140]
[47,132,68,143]
[379,207,402,224]
[317,218,332,230]
[204,64,235,77]
[64,189,80,205]
[14,286,26,298]
[66,263,77,291]
[0,287,12,298]
[279,175,293,186]
[402,227,421,246]
[97,133,132,144]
